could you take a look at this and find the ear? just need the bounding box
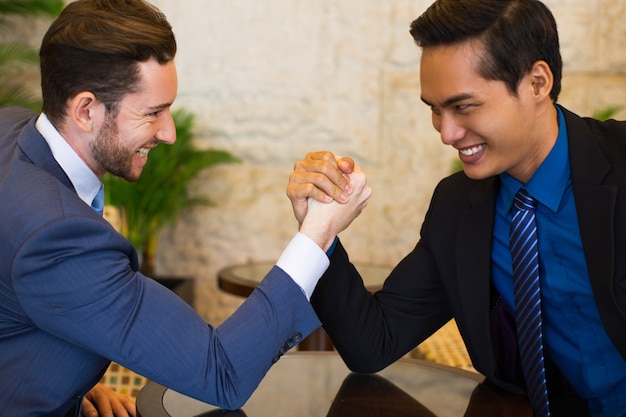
[528,60,554,101]
[67,92,105,133]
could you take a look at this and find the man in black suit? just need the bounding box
[286,1,626,416]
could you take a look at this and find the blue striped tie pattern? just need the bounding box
[510,189,550,417]
[91,185,105,216]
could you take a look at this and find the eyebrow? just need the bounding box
[146,103,172,113]
[420,93,475,109]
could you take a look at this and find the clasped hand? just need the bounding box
[289,151,371,251]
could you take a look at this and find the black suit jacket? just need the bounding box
[311,106,626,398]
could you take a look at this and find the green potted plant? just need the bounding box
[592,105,623,121]
[0,0,64,110]
[103,108,240,275]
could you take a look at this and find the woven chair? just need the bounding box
[100,363,148,398]
[411,319,475,372]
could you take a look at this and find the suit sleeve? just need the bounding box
[12,215,320,409]
[311,237,452,374]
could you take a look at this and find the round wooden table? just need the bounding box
[217,261,388,297]
[136,352,532,417]
[217,261,390,350]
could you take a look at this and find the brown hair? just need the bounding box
[40,0,177,126]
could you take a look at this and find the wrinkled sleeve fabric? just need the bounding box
[11,215,320,410]
[311,237,451,374]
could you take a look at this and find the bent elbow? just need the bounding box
[209,385,252,411]
[206,372,260,411]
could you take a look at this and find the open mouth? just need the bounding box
[136,147,150,157]
[459,144,486,156]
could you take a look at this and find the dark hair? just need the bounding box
[409,0,562,101]
[40,0,177,126]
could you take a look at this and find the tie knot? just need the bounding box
[513,189,536,212]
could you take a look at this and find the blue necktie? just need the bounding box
[91,185,104,216]
[510,189,550,417]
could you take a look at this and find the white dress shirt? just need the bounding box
[35,113,102,207]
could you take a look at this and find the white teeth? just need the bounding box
[459,144,486,156]
[137,148,149,157]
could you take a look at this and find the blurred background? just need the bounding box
[2,0,625,325]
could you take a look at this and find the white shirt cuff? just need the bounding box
[276,232,330,300]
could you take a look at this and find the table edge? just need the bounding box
[136,351,485,417]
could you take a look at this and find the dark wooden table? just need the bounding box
[136,352,532,417]
[217,261,389,350]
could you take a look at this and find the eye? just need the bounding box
[146,108,166,118]
[430,105,441,115]
[455,102,482,114]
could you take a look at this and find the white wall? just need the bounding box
[145,0,626,323]
[6,1,625,323]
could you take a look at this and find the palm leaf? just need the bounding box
[592,105,623,122]
[0,0,63,109]
[0,80,39,110]
[0,0,64,17]
[0,42,39,73]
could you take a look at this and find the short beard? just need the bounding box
[90,114,138,182]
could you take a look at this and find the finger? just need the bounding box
[287,176,333,202]
[286,182,328,225]
[288,170,349,204]
[81,398,99,417]
[112,394,136,417]
[293,153,353,198]
[302,150,340,164]
[84,383,130,417]
[337,156,355,175]
[90,394,114,417]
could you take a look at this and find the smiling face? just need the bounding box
[90,58,178,181]
[419,40,558,183]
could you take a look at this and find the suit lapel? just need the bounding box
[566,109,614,271]
[16,117,75,191]
[455,178,499,367]
[565,108,626,355]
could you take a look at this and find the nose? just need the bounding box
[434,113,465,146]
[156,110,176,145]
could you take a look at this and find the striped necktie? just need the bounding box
[510,189,550,417]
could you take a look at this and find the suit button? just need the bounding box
[293,332,302,342]
[272,355,280,364]
[285,339,295,349]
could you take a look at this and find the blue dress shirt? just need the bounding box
[491,107,626,416]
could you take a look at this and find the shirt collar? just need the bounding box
[35,113,102,206]
[499,106,570,214]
